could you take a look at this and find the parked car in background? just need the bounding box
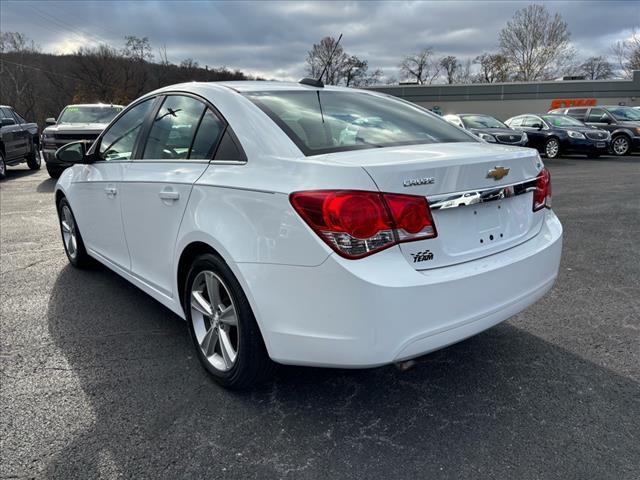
[505,113,610,159]
[548,105,640,156]
[53,81,562,388]
[443,113,528,146]
[42,103,124,178]
[0,105,41,179]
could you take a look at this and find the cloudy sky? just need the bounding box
[1,0,638,80]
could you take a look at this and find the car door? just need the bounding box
[1,107,25,160]
[10,109,33,157]
[519,116,546,149]
[69,98,156,270]
[119,94,226,297]
[585,107,615,134]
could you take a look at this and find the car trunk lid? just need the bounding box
[319,142,546,270]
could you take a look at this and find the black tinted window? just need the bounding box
[142,96,205,160]
[190,109,225,160]
[99,99,153,161]
[587,108,607,122]
[245,91,473,156]
[567,108,587,119]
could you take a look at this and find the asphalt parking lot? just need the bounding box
[1,154,639,479]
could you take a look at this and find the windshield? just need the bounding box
[245,91,474,155]
[542,115,586,127]
[58,106,123,124]
[607,106,640,121]
[461,115,507,129]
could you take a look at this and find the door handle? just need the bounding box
[104,186,117,196]
[158,190,180,201]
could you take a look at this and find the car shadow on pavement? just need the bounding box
[37,177,57,193]
[44,265,639,479]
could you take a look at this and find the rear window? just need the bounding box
[245,90,474,156]
[461,115,507,129]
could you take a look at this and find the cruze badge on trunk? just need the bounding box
[487,166,510,181]
[403,177,435,187]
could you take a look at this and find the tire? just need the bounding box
[611,135,630,156]
[0,151,6,180]
[184,253,275,389]
[544,138,561,159]
[26,145,41,170]
[47,164,64,179]
[57,197,92,268]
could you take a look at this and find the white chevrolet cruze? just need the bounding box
[54,81,562,388]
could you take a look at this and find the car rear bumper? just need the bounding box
[238,210,563,368]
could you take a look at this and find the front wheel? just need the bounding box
[0,152,6,179]
[185,253,275,389]
[544,138,560,159]
[26,148,41,170]
[611,135,630,156]
[57,197,92,268]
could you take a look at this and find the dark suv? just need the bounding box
[505,114,610,159]
[549,105,640,156]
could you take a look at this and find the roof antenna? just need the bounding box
[299,33,343,88]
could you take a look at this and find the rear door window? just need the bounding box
[142,95,206,160]
[587,108,608,123]
[567,108,587,119]
[189,109,225,160]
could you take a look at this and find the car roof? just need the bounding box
[63,103,125,108]
[215,80,356,93]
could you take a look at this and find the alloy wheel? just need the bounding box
[60,205,78,260]
[545,139,559,158]
[612,136,629,155]
[190,270,239,372]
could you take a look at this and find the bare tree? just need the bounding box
[180,58,200,70]
[579,56,613,80]
[439,55,459,84]
[455,59,473,84]
[0,32,40,117]
[342,56,382,87]
[499,4,573,81]
[305,36,347,85]
[611,27,640,78]
[398,48,441,85]
[473,52,510,83]
[73,44,120,102]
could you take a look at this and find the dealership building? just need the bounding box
[370,70,640,121]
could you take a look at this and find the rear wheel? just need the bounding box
[611,135,630,156]
[47,164,64,179]
[184,253,275,389]
[544,138,560,159]
[26,145,41,170]
[57,197,92,268]
[0,151,6,179]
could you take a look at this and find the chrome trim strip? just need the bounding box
[428,178,537,210]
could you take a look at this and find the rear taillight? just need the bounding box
[290,190,437,259]
[533,167,552,212]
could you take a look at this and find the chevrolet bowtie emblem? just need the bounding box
[487,166,510,181]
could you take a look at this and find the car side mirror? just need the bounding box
[45,117,56,126]
[55,141,94,165]
[1,118,16,127]
[532,122,543,130]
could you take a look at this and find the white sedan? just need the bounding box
[54,81,562,388]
